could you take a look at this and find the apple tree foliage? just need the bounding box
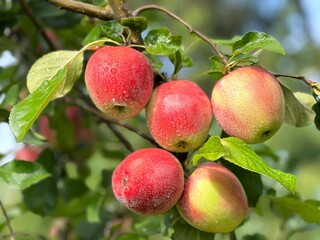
[1,0,320,239]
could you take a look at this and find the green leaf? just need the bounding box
[171,218,214,240]
[281,84,315,127]
[212,35,242,46]
[192,136,227,165]
[267,196,320,223]
[82,25,104,46]
[221,137,296,193]
[9,68,67,142]
[100,20,125,40]
[22,178,58,216]
[192,136,296,193]
[312,101,320,130]
[208,55,226,79]
[120,17,148,33]
[243,233,268,240]
[0,161,50,190]
[233,31,286,56]
[27,50,83,99]
[144,28,182,56]
[221,159,263,207]
[0,84,19,107]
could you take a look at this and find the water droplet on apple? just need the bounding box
[123,89,130,98]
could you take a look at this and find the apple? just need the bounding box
[211,66,285,144]
[177,162,248,233]
[85,46,154,120]
[15,145,43,162]
[112,148,184,215]
[145,80,212,153]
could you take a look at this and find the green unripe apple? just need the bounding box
[177,162,248,233]
[211,66,285,144]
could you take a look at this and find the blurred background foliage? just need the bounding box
[0,0,319,239]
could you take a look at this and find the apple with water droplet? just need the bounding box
[112,148,184,215]
[177,162,248,233]
[145,80,212,152]
[211,66,285,144]
[85,46,154,120]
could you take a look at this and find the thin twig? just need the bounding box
[0,200,15,240]
[271,71,320,97]
[106,122,135,152]
[132,4,228,65]
[19,0,57,51]
[64,97,158,146]
[46,0,114,20]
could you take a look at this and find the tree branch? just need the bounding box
[19,0,57,51]
[0,200,15,240]
[107,0,131,20]
[46,0,114,20]
[133,4,228,65]
[271,71,320,98]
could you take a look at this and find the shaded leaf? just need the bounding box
[9,68,67,142]
[22,177,57,216]
[120,17,148,33]
[144,28,182,55]
[233,31,286,56]
[281,84,315,127]
[312,101,320,130]
[0,84,19,107]
[27,50,83,99]
[268,196,320,223]
[0,161,50,190]
[243,233,268,240]
[221,159,263,207]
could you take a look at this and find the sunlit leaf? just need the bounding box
[0,161,50,190]
[9,68,67,142]
[192,136,296,193]
[233,31,286,56]
[27,50,83,99]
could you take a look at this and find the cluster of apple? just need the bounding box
[84,45,285,233]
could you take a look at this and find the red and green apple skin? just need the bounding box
[211,66,285,144]
[177,162,248,233]
[85,46,154,120]
[146,80,212,153]
[112,148,185,215]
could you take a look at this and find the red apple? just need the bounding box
[85,46,154,120]
[15,145,42,162]
[177,162,248,233]
[145,80,212,153]
[211,66,285,144]
[112,148,184,215]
